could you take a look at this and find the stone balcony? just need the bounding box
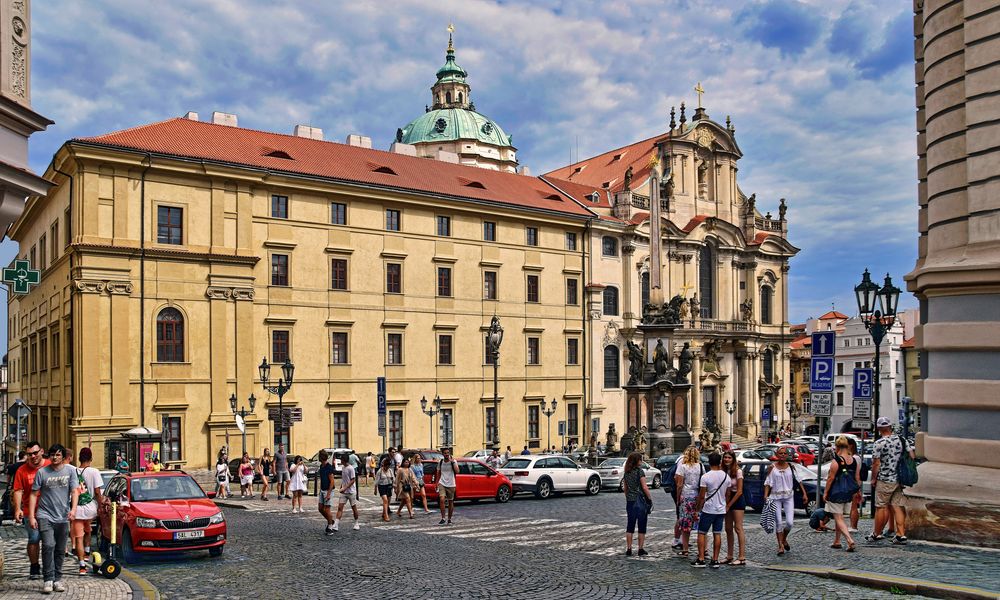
[681,318,759,334]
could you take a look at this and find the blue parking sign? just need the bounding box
[853,368,873,399]
[810,356,835,392]
[761,407,771,423]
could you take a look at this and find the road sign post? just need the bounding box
[377,377,387,454]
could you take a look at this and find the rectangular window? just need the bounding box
[436,215,451,237]
[39,234,46,270]
[527,337,540,365]
[439,408,453,447]
[271,194,288,219]
[50,222,59,262]
[526,226,538,246]
[330,202,347,225]
[895,359,900,374]
[485,407,496,444]
[333,412,349,448]
[331,332,349,364]
[65,327,72,366]
[163,416,182,462]
[483,271,497,300]
[65,207,72,246]
[29,246,35,270]
[602,236,618,256]
[438,334,453,365]
[836,391,844,406]
[567,338,579,365]
[567,403,579,437]
[387,333,403,364]
[390,410,403,448]
[50,331,59,368]
[271,330,289,364]
[566,279,578,305]
[437,267,452,297]
[271,254,289,286]
[528,405,540,442]
[483,221,496,242]
[385,208,401,231]
[527,275,540,303]
[38,333,47,371]
[854,361,862,369]
[157,206,183,245]
[837,362,844,376]
[331,258,348,290]
[565,232,577,251]
[802,395,811,414]
[386,263,402,293]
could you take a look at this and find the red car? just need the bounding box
[422,458,512,504]
[97,472,226,563]
[783,444,816,466]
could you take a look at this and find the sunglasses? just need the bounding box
[26,450,41,456]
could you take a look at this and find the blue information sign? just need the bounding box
[811,332,836,357]
[852,368,873,399]
[377,377,387,437]
[810,356,835,392]
[761,407,771,423]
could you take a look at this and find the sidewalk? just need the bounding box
[0,525,158,599]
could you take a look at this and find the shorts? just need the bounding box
[72,517,93,538]
[825,500,850,516]
[319,491,335,506]
[377,484,393,498]
[875,480,903,508]
[23,519,41,544]
[275,471,290,483]
[697,512,726,534]
[339,492,358,507]
[240,475,254,486]
[438,485,456,502]
[729,494,746,512]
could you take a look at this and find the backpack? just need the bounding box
[76,468,93,506]
[667,461,703,495]
[896,435,918,487]
[828,456,860,503]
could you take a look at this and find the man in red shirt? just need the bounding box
[12,441,50,580]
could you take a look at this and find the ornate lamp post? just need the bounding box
[420,395,443,449]
[486,316,504,450]
[229,393,256,457]
[724,398,736,443]
[785,397,801,435]
[540,398,557,453]
[259,357,294,448]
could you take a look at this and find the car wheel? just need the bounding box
[209,545,224,558]
[534,478,552,499]
[120,528,139,565]
[495,484,511,504]
[585,476,601,496]
[804,499,817,515]
[652,475,662,489]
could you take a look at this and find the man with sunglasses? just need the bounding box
[28,444,80,594]
[12,441,50,581]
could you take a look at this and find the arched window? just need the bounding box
[698,242,715,318]
[458,92,463,104]
[762,348,774,383]
[604,346,620,388]
[602,236,618,257]
[603,287,619,316]
[446,91,452,104]
[156,307,184,362]
[641,272,650,308]
[760,285,773,324]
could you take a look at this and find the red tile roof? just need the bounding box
[900,337,915,349]
[543,132,665,193]
[818,310,849,320]
[75,118,593,218]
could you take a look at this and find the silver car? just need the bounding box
[596,458,661,491]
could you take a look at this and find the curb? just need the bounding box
[214,499,250,510]
[766,564,1000,600]
[120,567,160,600]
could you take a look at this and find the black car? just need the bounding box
[228,458,262,484]
[658,454,710,496]
[740,463,819,515]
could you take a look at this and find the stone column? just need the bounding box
[691,351,702,431]
[736,352,749,425]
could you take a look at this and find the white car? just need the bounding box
[734,449,768,464]
[463,449,492,460]
[499,455,602,499]
[595,458,661,491]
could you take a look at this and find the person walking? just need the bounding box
[274,443,290,500]
[503,446,512,463]
[392,448,404,469]
[691,452,730,568]
[764,447,808,555]
[411,454,430,513]
[375,457,395,522]
[364,452,376,486]
[722,450,746,566]
[12,441,49,580]
[332,453,360,531]
[394,457,419,519]
[257,448,273,501]
[824,436,860,552]
[847,438,863,532]
[317,450,336,535]
[28,444,79,594]
[238,453,254,498]
[434,448,459,525]
[71,448,103,576]
[622,451,653,557]
[214,457,230,499]
[289,455,307,513]
[674,446,703,557]
[867,417,915,545]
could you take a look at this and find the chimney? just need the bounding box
[389,142,417,156]
[183,111,199,121]
[345,134,372,149]
[518,166,531,176]
[435,149,459,164]
[212,111,238,127]
[293,125,324,140]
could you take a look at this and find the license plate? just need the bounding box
[174,530,205,540]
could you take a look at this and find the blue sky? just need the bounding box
[1,0,918,339]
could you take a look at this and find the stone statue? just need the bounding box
[605,424,619,454]
[621,426,636,455]
[623,165,633,191]
[664,294,684,324]
[697,160,708,185]
[675,342,693,384]
[678,296,689,319]
[689,293,701,319]
[740,297,753,322]
[664,172,675,199]
[745,193,756,217]
[699,428,712,451]
[653,339,670,381]
[635,426,648,456]
[395,128,404,143]
[702,341,720,374]
[626,339,644,385]
[779,197,787,220]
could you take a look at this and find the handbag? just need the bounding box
[829,456,860,503]
[636,494,653,515]
[761,498,777,534]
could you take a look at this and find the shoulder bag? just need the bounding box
[828,456,860,503]
[896,435,919,487]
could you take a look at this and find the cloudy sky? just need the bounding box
[2,0,918,336]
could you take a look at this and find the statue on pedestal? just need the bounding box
[626,339,644,385]
[689,293,701,319]
[621,426,636,455]
[635,426,648,456]
[675,342,693,384]
[623,165,633,191]
[605,424,619,454]
[740,298,754,322]
[653,339,672,381]
[702,341,720,374]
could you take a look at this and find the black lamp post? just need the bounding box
[229,392,256,457]
[486,316,504,450]
[540,398,557,453]
[724,398,736,443]
[259,357,294,448]
[420,395,443,449]
[785,397,801,435]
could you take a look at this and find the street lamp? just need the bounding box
[724,399,736,443]
[259,356,294,448]
[229,393,256,457]
[486,315,504,450]
[420,395,443,449]
[785,397,801,435]
[540,398,557,453]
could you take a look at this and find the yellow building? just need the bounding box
[6,114,597,469]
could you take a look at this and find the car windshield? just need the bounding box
[792,463,818,481]
[130,475,206,502]
[463,451,478,457]
[599,459,625,467]
[502,459,531,469]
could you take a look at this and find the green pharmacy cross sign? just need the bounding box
[2,259,40,294]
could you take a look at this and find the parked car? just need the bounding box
[97,472,226,563]
[734,449,768,463]
[595,458,661,491]
[463,450,492,460]
[498,455,601,499]
[421,459,512,504]
[376,448,445,472]
[783,444,816,466]
[658,454,710,496]
[739,462,819,515]
[755,445,801,464]
[227,458,261,484]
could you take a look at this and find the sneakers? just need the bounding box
[637,548,648,557]
[865,533,885,543]
[671,542,683,550]
[42,581,53,594]
[325,525,335,536]
[331,522,340,532]
[53,581,66,592]
[709,560,721,569]
[352,522,360,531]
[691,559,707,568]
[891,535,908,545]
[79,561,88,576]
[848,527,858,533]
[438,519,446,525]
[29,563,41,580]
[625,548,633,556]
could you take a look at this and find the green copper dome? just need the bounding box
[436,48,467,84]
[399,108,514,148]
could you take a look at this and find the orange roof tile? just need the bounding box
[900,337,916,348]
[543,132,666,193]
[75,118,593,218]
[818,310,849,320]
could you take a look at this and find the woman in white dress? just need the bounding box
[215,457,231,499]
[288,455,307,513]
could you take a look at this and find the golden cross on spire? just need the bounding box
[679,281,694,297]
[694,82,705,108]
[447,23,455,52]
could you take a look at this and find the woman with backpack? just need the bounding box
[71,448,104,576]
[824,436,861,552]
[673,446,703,557]
[622,451,653,557]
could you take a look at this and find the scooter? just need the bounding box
[90,500,121,579]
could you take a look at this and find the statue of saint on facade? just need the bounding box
[621,426,636,455]
[745,193,756,217]
[779,197,787,220]
[678,296,689,319]
[653,339,670,380]
[702,340,720,374]
[605,424,619,454]
[634,426,648,456]
[689,293,701,319]
[626,339,644,385]
[675,342,693,384]
[623,165,633,191]
[740,297,753,322]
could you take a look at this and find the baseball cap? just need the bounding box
[876,416,892,428]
